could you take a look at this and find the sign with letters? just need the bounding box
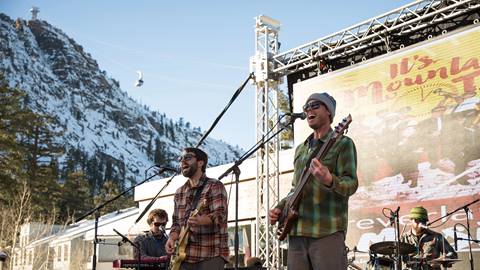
[293,25,480,266]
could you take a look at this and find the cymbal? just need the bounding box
[370,241,416,255]
[428,258,462,265]
[406,257,426,267]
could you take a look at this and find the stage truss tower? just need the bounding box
[252,0,479,269]
[250,15,282,269]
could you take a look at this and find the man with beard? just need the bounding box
[269,92,358,270]
[165,147,229,270]
[133,209,169,259]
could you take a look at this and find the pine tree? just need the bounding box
[146,135,153,160]
[58,171,94,222]
[0,77,64,222]
[278,89,294,149]
[18,113,64,217]
[85,154,101,196]
[93,180,135,215]
[154,138,167,165]
[0,78,29,203]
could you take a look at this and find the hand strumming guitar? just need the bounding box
[165,233,178,255]
[309,158,333,187]
[187,214,212,226]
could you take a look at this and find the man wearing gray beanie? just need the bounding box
[269,92,358,270]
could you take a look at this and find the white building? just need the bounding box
[13,207,142,270]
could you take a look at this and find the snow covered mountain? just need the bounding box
[0,13,242,184]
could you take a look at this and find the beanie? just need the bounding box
[305,92,336,122]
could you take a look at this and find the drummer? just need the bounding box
[402,206,458,269]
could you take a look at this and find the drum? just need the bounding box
[365,256,394,270]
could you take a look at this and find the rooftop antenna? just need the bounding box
[30,6,39,20]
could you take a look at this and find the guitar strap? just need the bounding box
[298,133,330,181]
[290,133,335,208]
[184,176,208,225]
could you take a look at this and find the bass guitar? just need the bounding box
[276,115,352,241]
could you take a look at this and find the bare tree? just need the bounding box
[0,180,33,270]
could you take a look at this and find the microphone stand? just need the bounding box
[427,198,479,270]
[464,206,475,270]
[455,223,480,270]
[388,207,401,270]
[75,167,171,270]
[113,228,141,270]
[427,198,479,227]
[393,207,401,270]
[218,115,300,270]
[135,173,177,224]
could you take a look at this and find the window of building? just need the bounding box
[64,244,69,262]
[84,241,93,262]
[57,246,62,262]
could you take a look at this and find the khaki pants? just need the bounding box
[287,231,347,270]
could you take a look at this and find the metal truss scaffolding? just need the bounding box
[273,0,480,77]
[251,15,282,269]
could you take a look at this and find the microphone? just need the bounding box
[389,206,400,226]
[286,112,307,120]
[159,225,168,238]
[454,225,458,251]
[113,228,128,246]
[155,165,179,173]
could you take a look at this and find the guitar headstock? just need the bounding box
[332,114,352,138]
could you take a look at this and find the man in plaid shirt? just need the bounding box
[269,92,358,270]
[165,147,229,270]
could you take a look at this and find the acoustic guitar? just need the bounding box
[276,115,352,241]
[170,198,208,270]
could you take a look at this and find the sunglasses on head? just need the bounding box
[179,153,196,162]
[303,101,323,112]
[153,222,166,227]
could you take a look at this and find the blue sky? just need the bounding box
[1,0,412,150]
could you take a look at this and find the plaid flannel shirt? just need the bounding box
[169,175,229,263]
[277,129,358,238]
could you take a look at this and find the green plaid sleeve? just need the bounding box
[327,136,358,197]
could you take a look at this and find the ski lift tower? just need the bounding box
[30,7,39,21]
[250,15,282,269]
